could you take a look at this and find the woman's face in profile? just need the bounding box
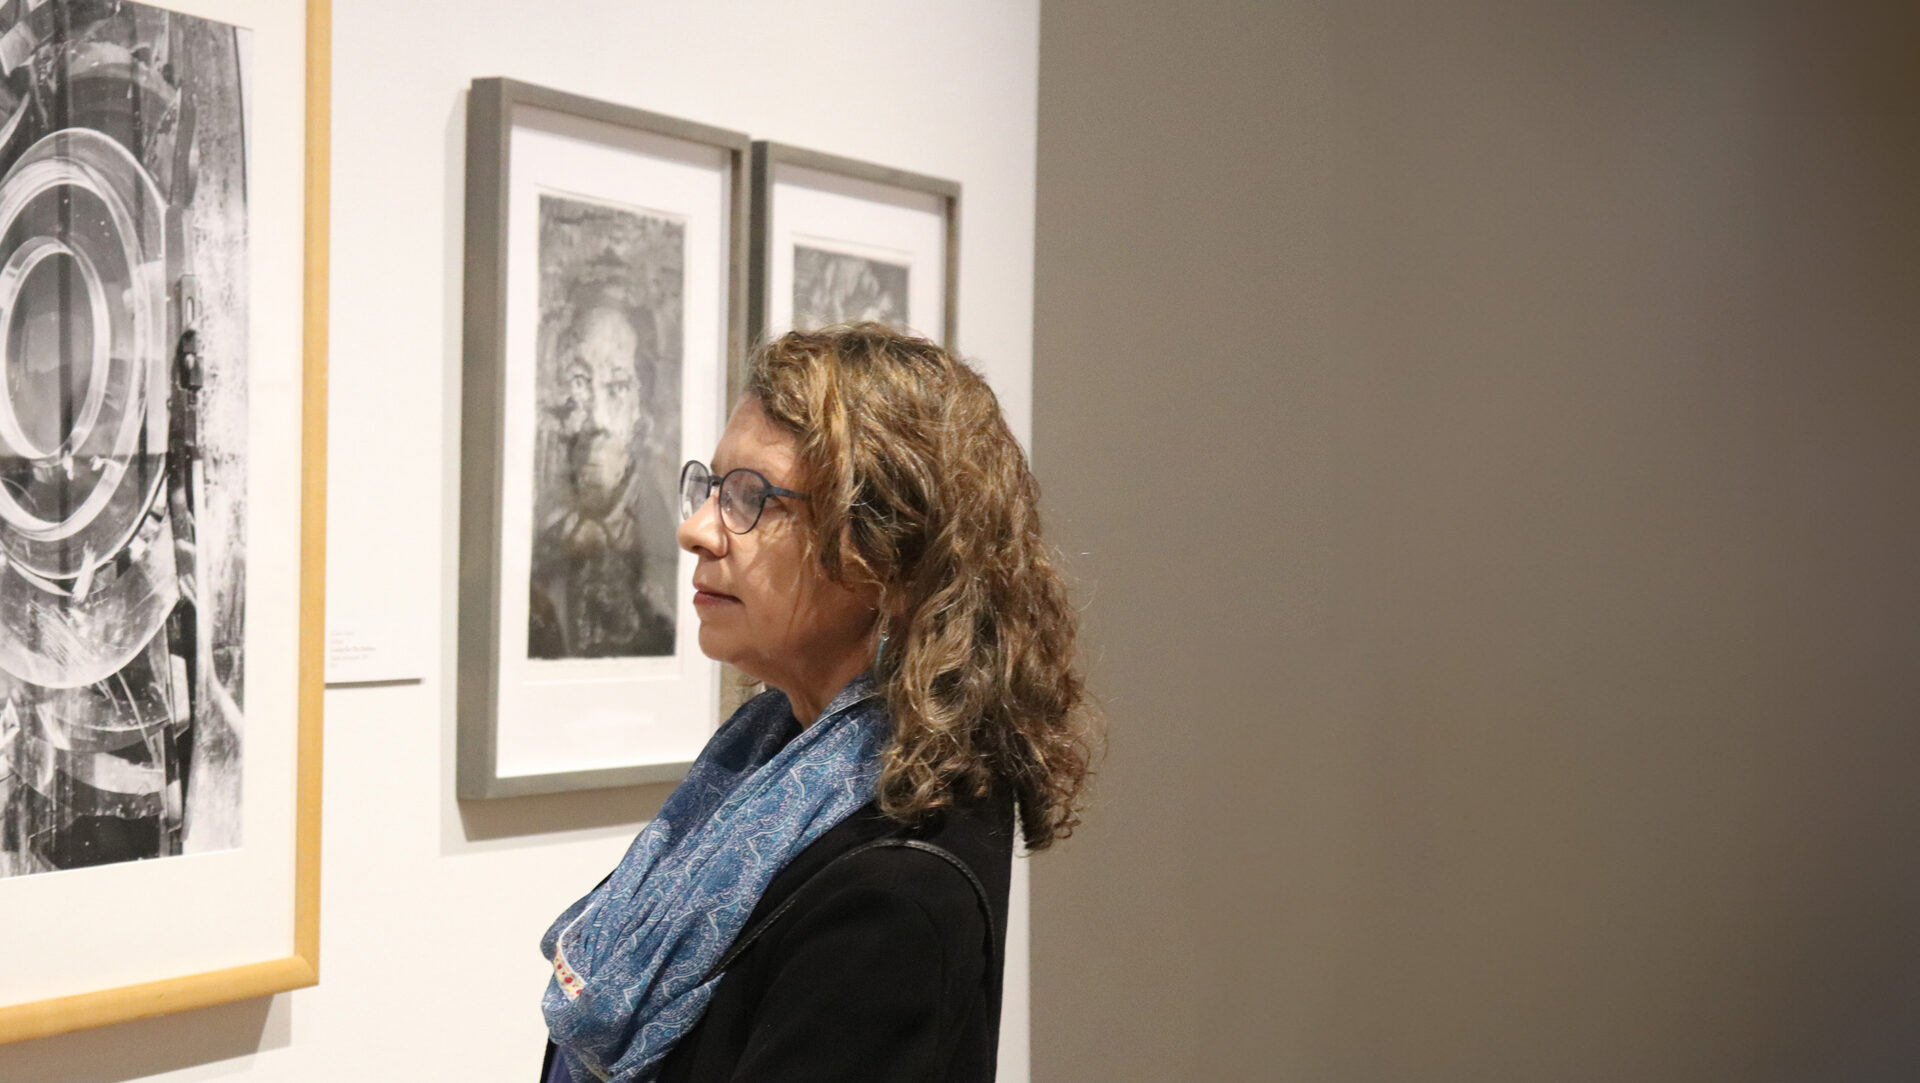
[676,399,878,699]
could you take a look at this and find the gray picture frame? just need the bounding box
[457,78,749,800]
[748,141,961,351]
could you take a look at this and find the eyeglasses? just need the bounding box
[679,460,809,534]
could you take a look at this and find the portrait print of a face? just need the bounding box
[527,194,683,661]
[792,244,909,330]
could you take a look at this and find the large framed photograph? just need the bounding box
[0,0,329,1042]
[457,79,748,800]
[749,141,959,349]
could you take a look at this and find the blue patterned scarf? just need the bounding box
[539,677,888,1082]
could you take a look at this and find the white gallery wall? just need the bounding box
[0,1,1039,1080]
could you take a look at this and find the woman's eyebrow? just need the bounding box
[713,461,766,483]
[711,455,796,486]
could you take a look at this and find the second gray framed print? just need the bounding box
[748,142,959,349]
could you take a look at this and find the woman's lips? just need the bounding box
[693,589,740,607]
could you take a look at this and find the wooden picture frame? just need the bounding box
[748,141,960,351]
[456,78,750,799]
[0,0,329,1042]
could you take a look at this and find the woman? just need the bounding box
[539,324,1096,1083]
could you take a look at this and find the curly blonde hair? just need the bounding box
[745,324,1097,850]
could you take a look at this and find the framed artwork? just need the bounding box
[748,141,960,350]
[457,79,748,800]
[0,0,330,1043]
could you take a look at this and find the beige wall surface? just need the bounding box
[1031,3,1920,1081]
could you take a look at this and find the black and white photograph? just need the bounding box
[791,244,909,330]
[458,79,746,799]
[527,193,681,661]
[0,0,250,879]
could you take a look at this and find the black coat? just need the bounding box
[542,795,1014,1083]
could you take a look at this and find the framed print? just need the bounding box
[457,79,748,800]
[748,141,959,350]
[0,0,329,1043]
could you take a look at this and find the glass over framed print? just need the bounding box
[0,0,330,1043]
[458,79,748,799]
[748,141,959,350]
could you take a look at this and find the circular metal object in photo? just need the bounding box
[0,128,176,690]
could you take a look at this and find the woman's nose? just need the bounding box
[676,490,726,557]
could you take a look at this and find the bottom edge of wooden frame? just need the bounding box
[0,953,318,1046]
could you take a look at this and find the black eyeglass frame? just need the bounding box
[680,460,809,535]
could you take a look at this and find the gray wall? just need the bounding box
[1030,3,1920,1080]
